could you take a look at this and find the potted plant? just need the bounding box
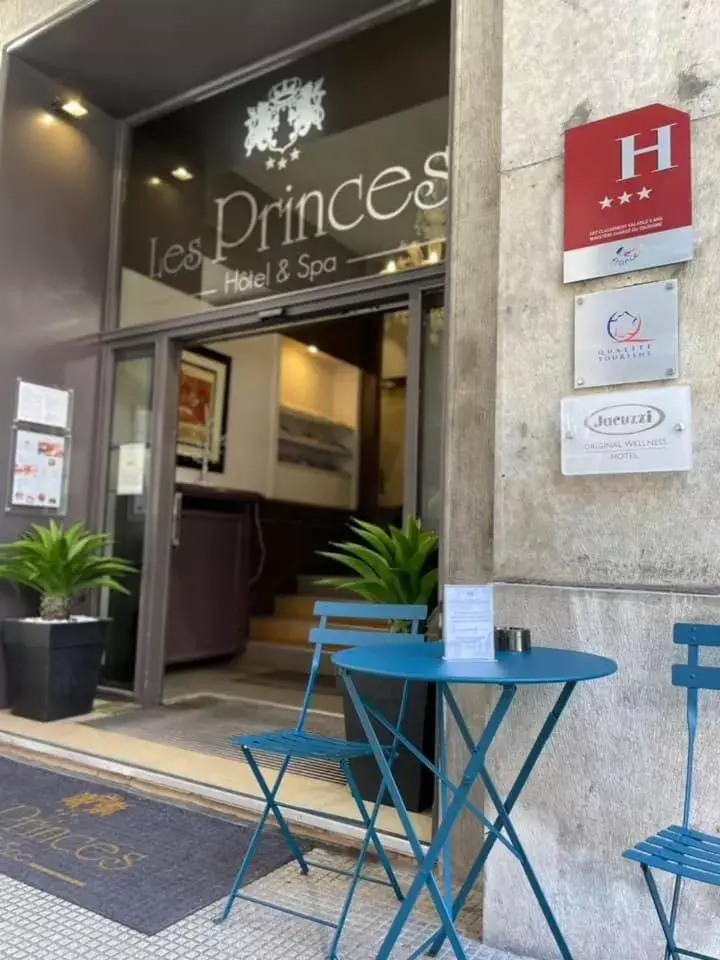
[318,516,438,813]
[0,521,134,722]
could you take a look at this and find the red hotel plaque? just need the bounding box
[564,104,693,283]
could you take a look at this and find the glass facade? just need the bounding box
[418,292,444,532]
[101,351,154,689]
[119,3,450,326]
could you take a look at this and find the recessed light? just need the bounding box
[60,99,88,119]
[39,112,56,126]
[171,166,194,182]
[307,344,319,355]
[147,176,162,187]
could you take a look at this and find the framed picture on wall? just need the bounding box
[176,346,231,474]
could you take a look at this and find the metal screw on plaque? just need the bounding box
[674,423,686,432]
[576,297,584,306]
[576,378,585,387]
[495,627,532,654]
[565,429,575,439]
[666,282,674,291]
[666,368,676,377]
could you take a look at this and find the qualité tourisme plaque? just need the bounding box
[564,104,693,283]
[574,279,679,389]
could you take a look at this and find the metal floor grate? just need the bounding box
[83,695,348,784]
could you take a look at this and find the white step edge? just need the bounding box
[0,729,422,858]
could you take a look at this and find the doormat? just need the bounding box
[84,695,347,784]
[0,755,311,934]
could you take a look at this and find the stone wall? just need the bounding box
[0,0,75,50]
[446,0,720,956]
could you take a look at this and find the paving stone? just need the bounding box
[0,847,530,959]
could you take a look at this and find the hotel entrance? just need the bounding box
[91,284,444,816]
[30,0,452,837]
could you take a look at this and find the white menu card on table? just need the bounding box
[443,584,495,660]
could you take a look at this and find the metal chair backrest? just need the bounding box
[295,600,427,732]
[672,623,720,829]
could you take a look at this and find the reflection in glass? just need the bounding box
[119,3,450,327]
[379,311,409,527]
[101,353,154,689]
[418,293,444,532]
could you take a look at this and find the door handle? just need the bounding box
[171,491,182,548]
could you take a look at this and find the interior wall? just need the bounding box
[446,0,720,957]
[176,334,361,505]
[0,54,118,701]
[280,339,358,427]
[176,334,280,493]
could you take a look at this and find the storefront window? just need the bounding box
[418,293,444,532]
[119,3,450,327]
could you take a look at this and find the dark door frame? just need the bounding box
[95,271,443,705]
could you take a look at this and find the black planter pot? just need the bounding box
[341,673,435,814]
[2,618,110,722]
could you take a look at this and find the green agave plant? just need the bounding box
[0,521,135,621]
[317,516,438,610]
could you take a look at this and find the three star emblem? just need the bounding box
[264,147,303,171]
[598,186,653,209]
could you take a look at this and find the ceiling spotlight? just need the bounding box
[147,176,162,187]
[383,259,398,275]
[60,99,88,119]
[39,112,56,126]
[307,344,319,355]
[171,166,194,182]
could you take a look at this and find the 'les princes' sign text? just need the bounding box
[147,75,449,296]
[149,148,449,287]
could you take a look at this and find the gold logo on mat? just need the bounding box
[60,793,129,817]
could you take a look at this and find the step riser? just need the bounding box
[250,621,310,644]
[276,596,391,622]
[251,612,386,644]
[275,596,321,618]
[241,641,336,677]
[296,576,357,599]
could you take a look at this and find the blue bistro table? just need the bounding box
[332,642,617,960]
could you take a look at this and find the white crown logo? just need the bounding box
[244,75,326,169]
[268,77,303,104]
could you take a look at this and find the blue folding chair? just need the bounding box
[624,623,720,960]
[217,600,427,958]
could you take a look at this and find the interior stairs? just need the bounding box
[241,576,368,679]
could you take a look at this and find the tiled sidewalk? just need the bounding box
[0,847,531,960]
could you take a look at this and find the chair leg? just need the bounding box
[641,866,682,960]
[326,762,393,960]
[216,751,307,924]
[665,875,683,960]
[345,762,404,900]
[244,749,310,872]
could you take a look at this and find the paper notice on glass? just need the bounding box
[16,381,70,429]
[117,443,146,495]
[443,584,495,660]
[11,430,66,509]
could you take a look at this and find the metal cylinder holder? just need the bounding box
[494,627,532,654]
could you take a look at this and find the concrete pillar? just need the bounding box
[441,0,503,934]
[444,0,720,956]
